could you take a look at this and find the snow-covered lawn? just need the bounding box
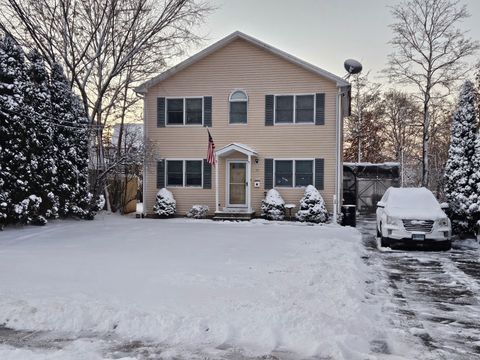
[0,215,379,359]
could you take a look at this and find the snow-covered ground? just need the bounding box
[0,215,381,359]
[359,217,480,360]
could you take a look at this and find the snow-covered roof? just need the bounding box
[135,31,349,94]
[344,162,400,167]
[216,143,257,157]
[110,123,143,148]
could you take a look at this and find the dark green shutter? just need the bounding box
[157,160,165,188]
[204,96,212,127]
[315,93,325,125]
[315,158,324,190]
[264,158,273,189]
[265,95,274,126]
[203,159,211,189]
[157,97,165,127]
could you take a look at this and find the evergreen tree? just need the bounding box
[49,63,94,219]
[0,36,35,226]
[295,185,328,224]
[468,71,480,230]
[24,49,58,223]
[261,189,285,221]
[444,80,478,233]
[153,188,176,217]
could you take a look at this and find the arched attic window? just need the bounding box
[229,90,248,124]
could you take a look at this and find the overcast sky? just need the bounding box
[193,0,480,83]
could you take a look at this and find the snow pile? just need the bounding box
[153,188,176,217]
[186,204,209,219]
[296,185,328,223]
[261,189,285,220]
[0,216,379,359]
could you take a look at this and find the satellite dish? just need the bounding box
[344,59,362,75]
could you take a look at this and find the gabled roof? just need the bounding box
[216,143,257,157]
[135,31,349,93]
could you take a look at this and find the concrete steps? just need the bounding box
[213,211,256,221]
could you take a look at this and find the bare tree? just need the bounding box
[0,0,211,196]
[386,0,479,187]
[429,97,454,197]
[382,90,420,161]
[344,73,386,163]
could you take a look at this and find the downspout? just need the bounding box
[141,93,147,216]
[334,86,344,223]
[215,157,219,212]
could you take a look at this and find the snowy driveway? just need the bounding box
[359,217,480,360]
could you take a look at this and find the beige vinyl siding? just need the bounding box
[144,38,338,215]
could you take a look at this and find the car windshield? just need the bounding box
[387,188,440,210]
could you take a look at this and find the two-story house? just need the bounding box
[135,31,350,219]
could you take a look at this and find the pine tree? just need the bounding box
[49,63,94,219]
[468,71,480,231]
[24,50,58,223]
[444,80,478,233]
[0,36,34,226]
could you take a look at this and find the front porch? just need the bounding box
[213,143,257,220]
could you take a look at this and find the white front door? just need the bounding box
[227,161,247,207]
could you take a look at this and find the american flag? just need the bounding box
[207,129,216,166]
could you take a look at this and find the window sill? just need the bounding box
[273,122,315,126]
[165,124,204,127]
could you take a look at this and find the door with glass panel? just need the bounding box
[228,161,247,206]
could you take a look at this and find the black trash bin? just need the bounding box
[341,205,356,227]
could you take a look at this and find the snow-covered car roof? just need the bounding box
[384,187,446,220]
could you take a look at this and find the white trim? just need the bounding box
[215,159,219,212]
[226,159,249,208]
[164,96,205,126]
[229,89,248,125]
[165,158,204,188]
[247,155,252,212]
[142,96,147,214]
[273,159,315,188]
[273,94,316,125]
[135,31,349,93]
[229,89,248,102]
[216,143,257,157]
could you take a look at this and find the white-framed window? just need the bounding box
[274,159,314,187]
[229,90,248,124]
[166,97,204,125]
[166,159,203,187]
[274,94,315,124]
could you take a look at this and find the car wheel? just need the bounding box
[378,223,389,248]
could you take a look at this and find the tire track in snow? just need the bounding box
[359,217,480,360]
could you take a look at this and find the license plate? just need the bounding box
[412,234,425,241]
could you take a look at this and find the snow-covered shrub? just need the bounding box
[261,189,285,221]
[186,205,209,219]
[153,188,176,217]
[296,185,328,224]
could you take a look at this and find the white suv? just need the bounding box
[376,187,451,250]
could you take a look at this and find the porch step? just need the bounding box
[213,211,256,221]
